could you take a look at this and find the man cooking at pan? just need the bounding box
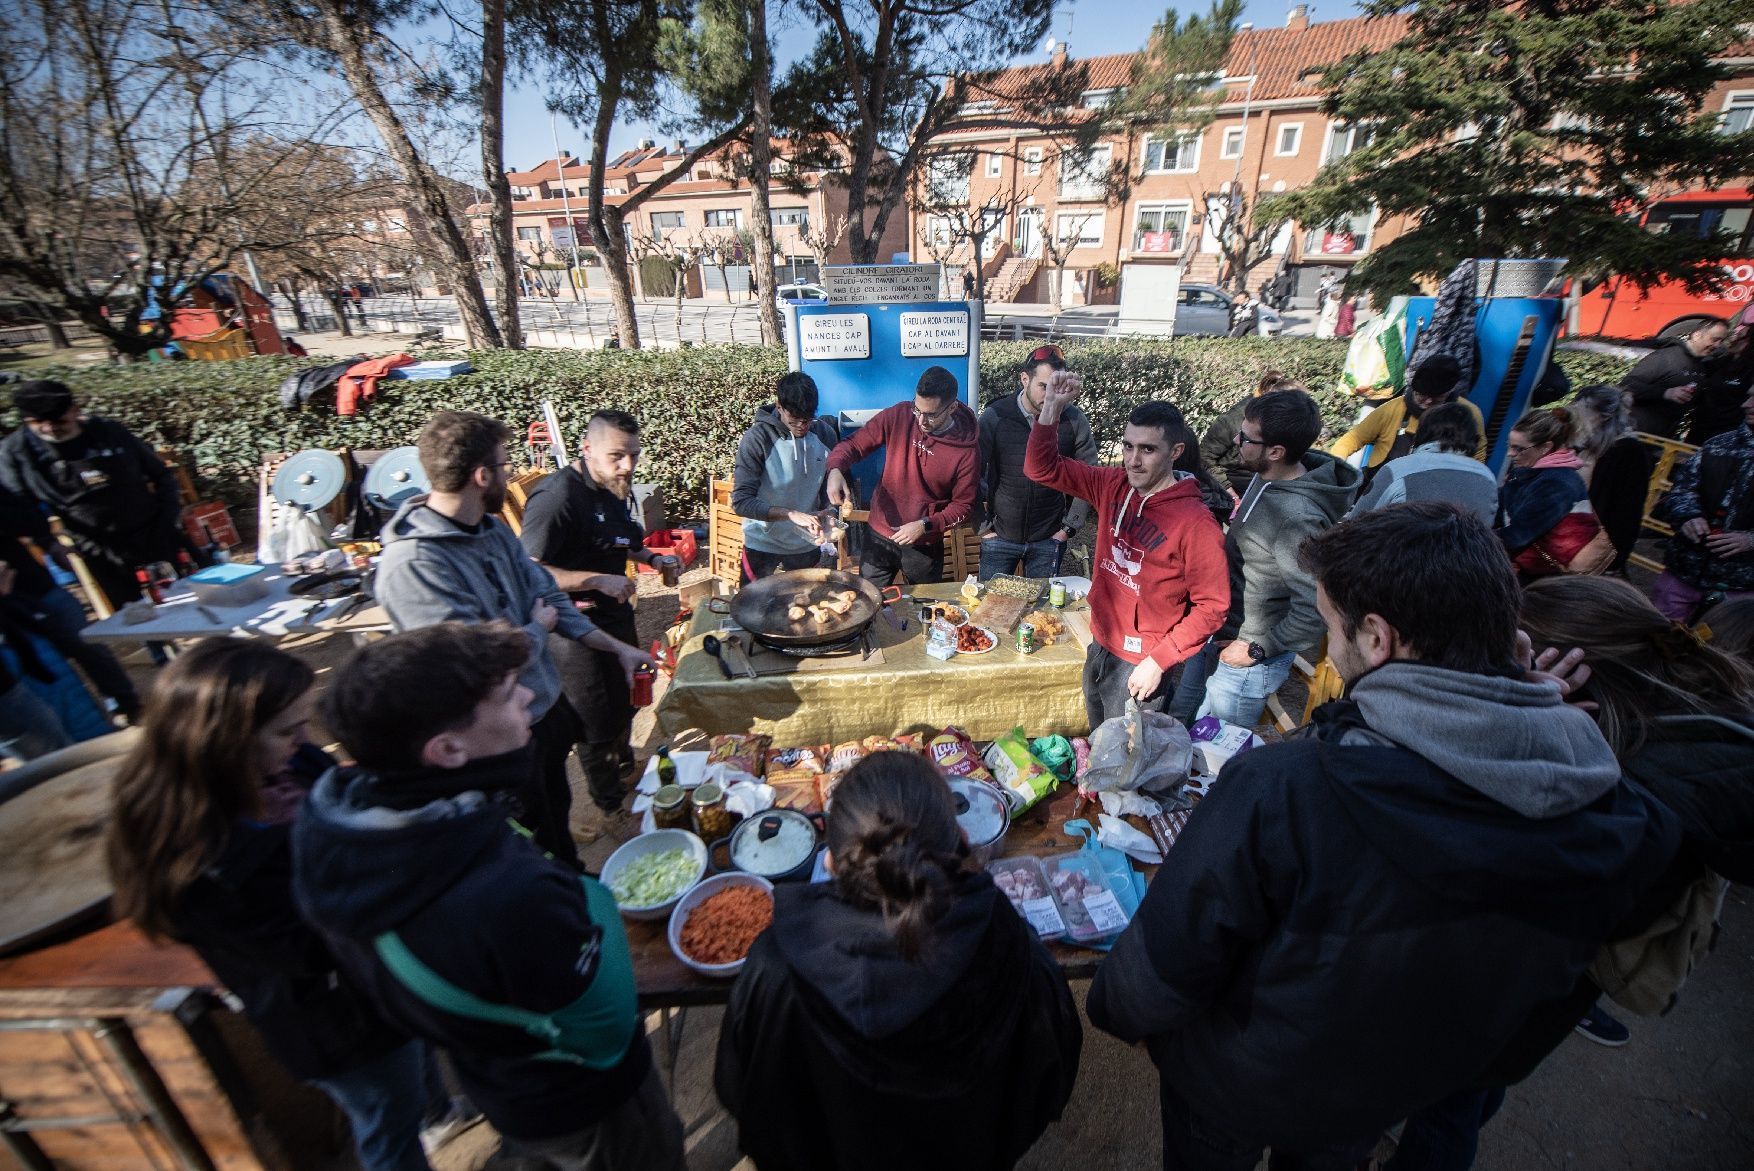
[824,366,979,587]
[520,410,678,826]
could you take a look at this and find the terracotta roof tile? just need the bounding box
[970,12,1411,116]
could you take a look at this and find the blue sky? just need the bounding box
[495,1,1363,174]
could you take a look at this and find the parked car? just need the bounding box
[1175,283,1283,337]
[776,282,827,309]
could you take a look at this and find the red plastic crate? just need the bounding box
[637,528,699,573]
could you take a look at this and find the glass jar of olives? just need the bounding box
[691,782,736,841]
[651,784,690,831]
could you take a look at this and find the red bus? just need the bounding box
[1570,187,1753,340]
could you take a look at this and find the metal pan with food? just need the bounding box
[730,568,903,650]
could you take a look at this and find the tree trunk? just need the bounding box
[479,0,523,348]
[673,271,686,337]
[746,0,783,345]
[583,53,641,349]
[29,302,71,348]
[312,0,502,349]
[283,282,311,331]
[326,289,354,337]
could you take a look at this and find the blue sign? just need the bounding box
[785,298,983,504]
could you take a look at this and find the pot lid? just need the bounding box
[730,808,817,876]
[947,778,1007,846]
[363,446,429,510]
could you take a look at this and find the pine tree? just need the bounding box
[1280,0,1754,298]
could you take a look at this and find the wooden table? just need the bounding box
[655,583,1093,744]
[624,783,1127,1008]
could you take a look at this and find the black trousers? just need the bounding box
[859,532,944,588]
[1081,642,1170,731]
[527,696,585,869]
[550,605,638,813]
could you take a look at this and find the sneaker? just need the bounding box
[420,1096,484,1156]
[1574,1002,1631,1047]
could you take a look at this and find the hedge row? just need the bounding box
[15,340,1633,519]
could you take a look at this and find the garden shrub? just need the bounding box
[12,340,1630,519]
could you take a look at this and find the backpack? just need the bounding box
[1589,873,1727,1016]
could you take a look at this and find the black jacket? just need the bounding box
[173,815,408,1081]
[978,393,1096,543]
[1474,711,1754,1086]
[0,417,181,561]
[1689,350,1752,446]
[715,874,1081,1171]
[1086,663,1678,1150]
[1623,339,1716,439]
[292,749,649,1141]
[277,359,360,410]
[1588,437,1656,572]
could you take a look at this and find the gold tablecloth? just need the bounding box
[655,583,1091,743]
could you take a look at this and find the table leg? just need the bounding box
[653,1006,688,1097]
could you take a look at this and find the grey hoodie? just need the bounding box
[730,404,838,554]
[1220,451,1360,657]
[373,496,595,718]
[1348,661,1621,818]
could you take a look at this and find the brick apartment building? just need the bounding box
[915,5,1754,308]
[467,139,907,298]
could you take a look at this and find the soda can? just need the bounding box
[660,557,680,588]
[1015,621,1037,655]
[1049,579,1067,608]
[630,665,656,707]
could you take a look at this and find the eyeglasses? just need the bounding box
[913,402,954,425]
[1506,442,1532,455]
[1235,432,1267,447]
[1027,344,1064,366]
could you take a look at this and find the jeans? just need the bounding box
[310,1040,443,1171]
[29,584,139,714]
[1158,1081,1377,1171]
[0,681,72,762]
[860,532,944,587]
[978,535,1064,581]
[1081,642,1170,730]
[1196,649,1296,730]
[1168,642,1218,724]
[1387,1087,1505,1171]
[1649,571,1753,623]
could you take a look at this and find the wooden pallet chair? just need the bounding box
[498,468,551,537]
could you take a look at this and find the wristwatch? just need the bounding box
[1247,641,1267,664]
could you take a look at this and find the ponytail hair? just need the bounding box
[826,751,972,962]
[1511,405,1577,450]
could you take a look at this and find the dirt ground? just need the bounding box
[88,555,1753,1171]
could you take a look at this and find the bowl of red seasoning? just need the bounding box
[667,872,776,977]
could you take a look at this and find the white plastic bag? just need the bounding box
[1097,812,1164,865]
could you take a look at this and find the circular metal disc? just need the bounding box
[271,449,347,509]
[363,446,430,509]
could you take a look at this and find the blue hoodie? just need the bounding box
[291,750,648,1141]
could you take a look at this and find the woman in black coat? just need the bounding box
[1572,384,1655,573]
[715,751,1081,1171]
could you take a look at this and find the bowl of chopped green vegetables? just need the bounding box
[602,829,708,920]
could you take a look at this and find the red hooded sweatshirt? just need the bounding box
[1026,419,1229,668]
[825,401,980,543]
